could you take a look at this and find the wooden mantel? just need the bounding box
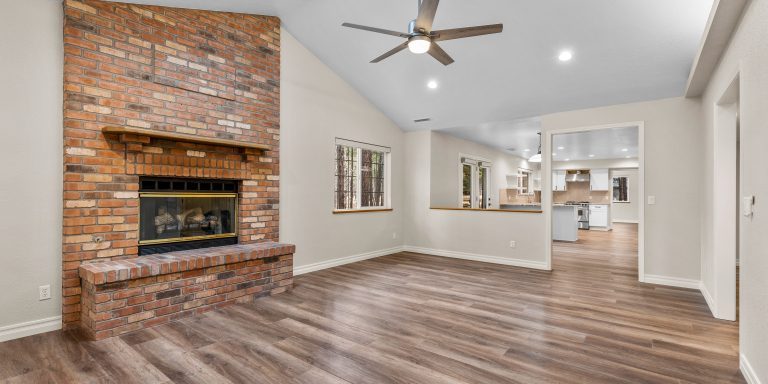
[102,126,270,151]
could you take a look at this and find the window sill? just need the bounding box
[333,208,393,214]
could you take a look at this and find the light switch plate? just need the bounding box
[647,196,656,205]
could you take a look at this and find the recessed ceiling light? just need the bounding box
[558,50,573,62]
[564,158,570,161]
[523,148,530,152]
[588,154,595,158]
[552,153,557,156]
[557,146,565,150]
[625,155,631,158]
[427,80,438,89]
[621,148,628,152]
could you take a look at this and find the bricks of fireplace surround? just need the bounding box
[79,242,294,340]
[62,0,282,328]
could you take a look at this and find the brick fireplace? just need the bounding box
[62,0,291,338]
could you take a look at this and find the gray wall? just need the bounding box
[0,0,63,336]
[700,0,768,379]
[279,30,405,272]
[430,131,533,209]
[541,97,703,280]
[404,131,548,269]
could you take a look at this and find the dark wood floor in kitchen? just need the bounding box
[0,224,743,383]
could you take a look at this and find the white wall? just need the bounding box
[279,30,405,273]
[0,0,63,338]
[540,97,703,281]
[403,131,547,269]
[430,131,534,208]
[699,0,768,380]
[611,169,639,223]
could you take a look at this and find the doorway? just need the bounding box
[543,122,645,281]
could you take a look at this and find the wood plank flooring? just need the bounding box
[0,224,744,383]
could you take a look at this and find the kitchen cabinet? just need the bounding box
[589,204,609,227]
[590,168,610,191]
[553,205,579,241]
[552,170,567,191]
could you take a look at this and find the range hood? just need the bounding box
[566,170,590,183]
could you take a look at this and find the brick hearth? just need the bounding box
[79,243,293,340]
[62,0,288,335]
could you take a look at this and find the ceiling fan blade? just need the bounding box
[415,0,439,31]
[432,24,503,41]
[428,42,454,66]
[371,41,410,63]
[342,23,409,38]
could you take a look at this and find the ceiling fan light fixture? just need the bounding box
[408,36,432,54]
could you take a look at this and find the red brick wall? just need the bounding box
[79,244,293,340]
[62,0,281,327]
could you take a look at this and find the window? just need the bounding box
[460,156,491,209]
[334,139,391,211]
[517,168,533,195]
[613,176,629,202]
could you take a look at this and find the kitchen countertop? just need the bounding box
[501,203,541,207]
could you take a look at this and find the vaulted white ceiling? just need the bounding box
[118,0,712,132]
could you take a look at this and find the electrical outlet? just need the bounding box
[509,240,517,248]
[647,195,656,205]
[392,232,397,239]
[39,285,51,301]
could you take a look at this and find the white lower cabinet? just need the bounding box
[589,204,608,227]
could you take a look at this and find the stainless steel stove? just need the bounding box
[565,201,590,229]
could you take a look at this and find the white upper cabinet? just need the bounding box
[590,168,610,191]
[553,170,567,191]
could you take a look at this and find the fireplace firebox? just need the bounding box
[139,178,238,255]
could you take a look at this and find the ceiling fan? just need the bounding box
[342,0,503,66]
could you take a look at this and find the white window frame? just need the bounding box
[517,168,534,195]
[458,153,492,209]
[333,138,391,212]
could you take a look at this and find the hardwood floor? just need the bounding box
[0,223,743,383]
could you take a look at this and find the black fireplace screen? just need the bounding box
[139,193,237,245]
[138,178,238,255]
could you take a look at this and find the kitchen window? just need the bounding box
[460,155,491,209]
[334,138,391,212]
[613,176,629,202]
[517,168,534,195]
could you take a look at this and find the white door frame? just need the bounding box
[709,72,740,321]
[543,122,645,281]
[457,153,492,209]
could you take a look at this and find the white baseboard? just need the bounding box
[741,353,762,384]
[0,316,62,343]
[293,246,404,275]
[643,274,701,289]
[612,219,639,224]
[699,281,717,317]
[402,246,550,270]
